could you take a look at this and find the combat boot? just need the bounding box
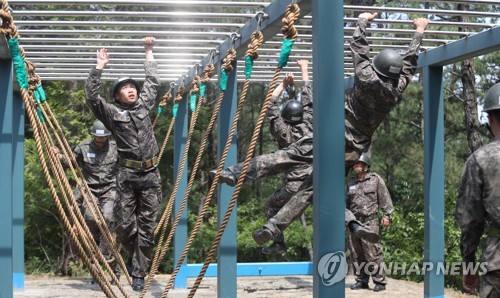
[209,168,237,186]
[132,277,145,292]
[262,241,287,255]
[252,227,274,245]
[373,284,386,292]
[348,222,379,243]
[350,281,369,290]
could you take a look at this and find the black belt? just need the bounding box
[119,155,159,171]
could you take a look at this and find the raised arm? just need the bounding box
[139,36,161,110]
[350,12,377,68]
[397,18,429,95]
[85,48,115,129]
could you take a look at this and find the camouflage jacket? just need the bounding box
[456,139,500,271]
[60,139,118,192]
[85,62,161,171]
[346,172,394,219]
[346,17,423,153]
[267,82,314,149]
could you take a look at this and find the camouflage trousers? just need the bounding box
[226,138,313,182]
[265,179,306,243]
[114,167,162,278]
[348,217,386,285]
[75,185,119,273]
[481,270,500,298]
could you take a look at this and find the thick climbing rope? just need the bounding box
[160,27,264,298]
[151,92,169,128]
[154,66,213,237]
[156,85,180,163]
[26,61,131,287]
[187,4,300,297]
[1,2,128,295]
[140,71,210,297]
[1,7,120,298]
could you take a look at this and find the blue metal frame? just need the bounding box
[173,91,189,289]
[217,60,238,298]
[0,57,14,298]
[12,91,25,290]
[312,0,345,297]
[186,262,313,277]
[423,66,445,298]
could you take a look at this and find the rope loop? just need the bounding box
[281,3,301,41]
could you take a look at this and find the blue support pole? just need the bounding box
[312,0,345,297]
[423,66,445,298]
[217,60,238,298]
[12,91,25,290]
[0,58,14,298]
[173,94,189,289]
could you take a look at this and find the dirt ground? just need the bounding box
[14,274,478,298]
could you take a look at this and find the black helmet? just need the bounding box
[482,83,500,112]
[90,120,111,137]
[111,77,140,99]
[372,49,403,80]
[281,100,303,124]
[358,152,371,167]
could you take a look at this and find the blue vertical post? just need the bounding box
[217,60,238,298]
[312,0,346,297]
[423,66,445,298]
[173,93,189,289]
[0,58,14,298]
[12,91,25,290]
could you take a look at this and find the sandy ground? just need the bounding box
[14,274,478,298]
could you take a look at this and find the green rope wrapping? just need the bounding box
[189,94,197,112]
[219,69,228,91]
[278,39,295,69]
[200,83,206,97]
[7,38,29,90]
[34,84,47,104]
[244,55,254,79]
[172,103,179,117]
[36,107,45,122]
[157,105,164,116]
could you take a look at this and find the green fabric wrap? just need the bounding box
[244,55,254,79]
[219,69,228,91]
[172,103,179,117]
[278,39,295,69]
[190,94,197,112]
[200,83,206,97]
[7,38,29,89]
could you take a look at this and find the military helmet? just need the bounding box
[358,152,371,167]
[372,49,403,80]
[111,77,140,99]
[90,120,111,137]
[281,100,304,124]
[482,82,500,112]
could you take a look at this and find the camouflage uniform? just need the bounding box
[85,61,162,279]
[456,138,500,298]
[61,139,118,268]
[345,17,424,162]
[346,172,393,286]
[264,83,313,245]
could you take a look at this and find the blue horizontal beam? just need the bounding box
[175,0,312,86]
[185,262,313,277]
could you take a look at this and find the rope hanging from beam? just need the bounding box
[186,3,300,297]
[1,1,130,295]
